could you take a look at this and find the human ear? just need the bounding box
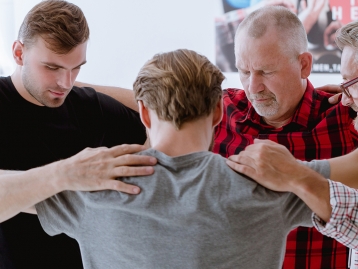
[299,52,312,79]
[12,41,24,65]
[212,99,223,127]
[138,100,151,129]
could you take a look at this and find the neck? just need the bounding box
[148,117,214,157]
[263,117,292,129]
[11,67,23,92]
[11,67,42,105]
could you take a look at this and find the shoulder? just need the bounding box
[0,76,15,96]
[203,153,253,184]
[223,88,248,109]
[306,81,336,110]
[221,88,250,119]
[0,76,11,87]
[68,86,107,103]
[67,86,138,115]
[66,86,145,143]
[312,88,355,119]
[223,88,246,99]
[313,88,334,101]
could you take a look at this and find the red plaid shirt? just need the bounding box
[213,80,358,269]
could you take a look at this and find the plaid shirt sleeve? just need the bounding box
[312,179,358,250]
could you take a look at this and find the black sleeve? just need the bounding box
[96,91,146,147]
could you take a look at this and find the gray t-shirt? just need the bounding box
[36,149,329,269]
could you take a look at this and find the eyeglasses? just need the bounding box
[340,76,358,98]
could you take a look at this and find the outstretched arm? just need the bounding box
[227,139,358,249]
[328,150,358,188]
[0,144,156,222]
[74,81,138,112]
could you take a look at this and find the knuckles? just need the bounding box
[117,166,130,176]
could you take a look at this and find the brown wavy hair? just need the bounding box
[18,0,89,54]
[133,49,224,129]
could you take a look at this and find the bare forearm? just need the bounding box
[288,169,331,222]
[74,81,138,112]
[0,162,62,222]
[329,150,358,188]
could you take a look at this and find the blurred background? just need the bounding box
[0,0,347,90]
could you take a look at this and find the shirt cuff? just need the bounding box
[312,179,358,249]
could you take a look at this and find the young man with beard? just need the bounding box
[0,1,155,268]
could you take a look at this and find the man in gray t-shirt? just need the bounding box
[35,49,324,269]
[36,150,328,269]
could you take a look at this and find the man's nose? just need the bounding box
[57,70,72,90]
[248,73,264,94]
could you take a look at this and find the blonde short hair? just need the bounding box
[133,49,224,129]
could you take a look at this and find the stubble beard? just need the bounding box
[22,71,65,108]
[249,93,279,117]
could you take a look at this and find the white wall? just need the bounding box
[0,0,15,75]
[10,0,341,89]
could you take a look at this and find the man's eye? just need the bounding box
[46,66,58,71]
[239,70,250,76]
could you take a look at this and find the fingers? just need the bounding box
[226,159,256,178]
[315,84,342,94]
[228,152,253,165]
[227,153,257,175]
[113,165,154,177]
[109,144,148,156]
[328,93,342,105]
[100,180,141,194]
[253,138,277,146]
[314,84,342,105]
[114,154,157,167]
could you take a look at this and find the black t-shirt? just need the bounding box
[0,76,146,269]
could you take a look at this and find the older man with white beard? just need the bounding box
[227,19,358,268]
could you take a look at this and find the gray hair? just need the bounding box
[335,20,358,50]
[235,6,308,58]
